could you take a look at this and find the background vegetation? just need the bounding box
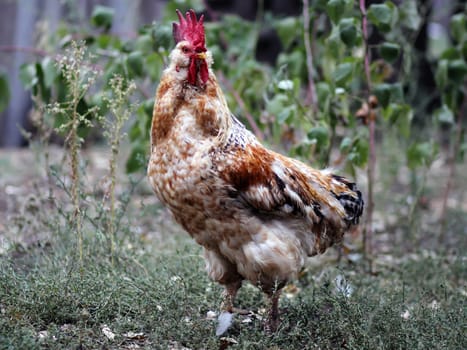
[0,0,465,348]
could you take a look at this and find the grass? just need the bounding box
[0,208,465,349]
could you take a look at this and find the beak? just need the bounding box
[196,52,207,60]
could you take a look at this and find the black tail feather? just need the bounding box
[332,175,364,225]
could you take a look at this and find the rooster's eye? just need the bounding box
[182,46,190,53]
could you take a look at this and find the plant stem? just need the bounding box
[439,83,467,242]
[359,0,375,268]
[67,48,84,271]
[108,143,118,266]
[408,167,428,243]
[70,97,83,271]
[302,0,318,114]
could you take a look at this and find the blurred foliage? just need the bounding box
[6,0,467,176]
[0,72,9,113]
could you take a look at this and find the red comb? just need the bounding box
[173,9,205,48]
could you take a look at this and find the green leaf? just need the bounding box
[135,34,153,53]
[348,138,369,167]
[317,82,331,101]
[442,87,464,112]
[327,26,344,58]
[129,121,141,142]
[267,94,289,117]
[436,59,448,89]
[373,83,391,108]
[0,73,10,113]
[126,145,147,173]
[277,50,305,78]
[33,62,45,95]
[339,136,352,153]
[326,0,346,24]
[339,18,358,48]
[127,51,144,77]
[96,34,112,48]
[440,48,461,60]
[19,63,38,89]
[89,91,108,116]
[308,126,329,149]
[450,13,467,44]
[41,57,57,88]
[104,60,125,83]
[380,42,400,63]
[367,3,393,32]
[146,53,162,80]
[333,62,354,86]
[447,59,467,85]
[407,142,437,169]
[383,103,413,138]
[434,105,454,124]
[399,0,421,31]
[142,99,154,118]
[389,83,404,103]
[91,5,114,30]
[372,83,402,108]
[130,99,153,144]
[152,24,172,50]
[275,17,300,49]
[277,105,296,123]
[460,142,467,161]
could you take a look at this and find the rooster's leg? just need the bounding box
[265,289,281,333]
[220,280,242,313]
[216,280,242,336]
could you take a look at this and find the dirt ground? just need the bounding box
[1,144,466,258]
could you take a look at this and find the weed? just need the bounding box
[101,75,137,265]
[47,41,100,269]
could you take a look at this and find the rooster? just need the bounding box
[147,9,364,333]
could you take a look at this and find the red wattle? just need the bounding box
[187,58,197,85]
[199,61,209,85]
[187,58,209,86]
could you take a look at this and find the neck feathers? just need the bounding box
[150,69,233,146]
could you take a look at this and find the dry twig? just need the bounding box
[359,0,376,268]
[439,83,467,242]
[302,0,318,114]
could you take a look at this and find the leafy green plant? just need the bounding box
[2,0,465,259]
[434,11,467,240]
[0,72,9,113]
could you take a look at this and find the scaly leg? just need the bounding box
[265,289,281,333]
[220,280,242,313]
[216,280,243,336]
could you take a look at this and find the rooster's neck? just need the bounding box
[150,71,232,148]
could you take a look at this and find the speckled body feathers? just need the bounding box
[147,51,363,294]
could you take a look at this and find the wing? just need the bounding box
[216,141,363,230]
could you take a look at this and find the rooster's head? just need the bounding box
[171,9,209,86]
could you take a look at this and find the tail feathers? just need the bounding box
[331,175,364,225]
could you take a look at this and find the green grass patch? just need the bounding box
[1,233,465,349]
